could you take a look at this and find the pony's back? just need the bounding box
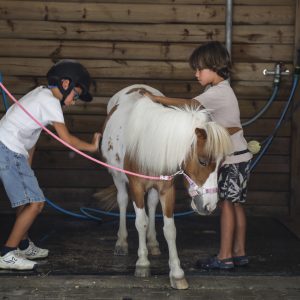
[107,84,164,114]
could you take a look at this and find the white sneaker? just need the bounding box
[0,250,37,270]
[18,240,49,260]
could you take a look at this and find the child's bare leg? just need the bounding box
[233,203,246,257]
[5,202,44,248]
[16,205,29,241]
[218,200,235,260]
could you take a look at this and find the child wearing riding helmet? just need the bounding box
[129,41,252,270]
[0,59,101,270]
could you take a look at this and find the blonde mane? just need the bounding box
[124,97,231,176]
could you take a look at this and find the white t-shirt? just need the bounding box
[194,80,252,164]
[0,86,64,157]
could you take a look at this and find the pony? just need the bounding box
[100,84,232,289]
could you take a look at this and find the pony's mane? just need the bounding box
[125,97,231,176]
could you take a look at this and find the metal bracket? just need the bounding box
[263,62,290,85]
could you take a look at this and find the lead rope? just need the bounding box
[0,82,175,181]
[0,80,194,221]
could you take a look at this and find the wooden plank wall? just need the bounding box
[0,0,296,216]
[287,0,300,233]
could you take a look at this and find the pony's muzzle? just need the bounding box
[191,196,212,216]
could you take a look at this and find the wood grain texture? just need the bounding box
[0,0,296,217]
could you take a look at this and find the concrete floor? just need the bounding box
[0,214,300,299]
[0,275,300,299]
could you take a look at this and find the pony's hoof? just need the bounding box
[149,246,161,256]
[170,277,189,290]
[114,245,128,256]
[134,266,151,277]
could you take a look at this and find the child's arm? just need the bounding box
[52,122,101,153]
[148,93,199,108]
[127,88,200,108]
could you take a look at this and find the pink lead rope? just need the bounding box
[0,82,174,181]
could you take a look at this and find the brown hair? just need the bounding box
[189,41,232,79]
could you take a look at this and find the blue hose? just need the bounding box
[80,206,194,220]
[0,73,9,111]
[242,85,279,127]
[46,197,96,220]
[250,74,299,171]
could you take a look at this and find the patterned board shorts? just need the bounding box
[0,141,45,208]
[218,160,252,203]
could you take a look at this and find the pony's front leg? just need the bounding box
[160,188,189,290]
[113,176,129,256]
[146,188,161,256]
[129,181,151,278]
[133,201,151,277]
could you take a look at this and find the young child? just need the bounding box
[130,41,252,269]
[0,59,101,270]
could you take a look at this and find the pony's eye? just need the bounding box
[199,159,208,166]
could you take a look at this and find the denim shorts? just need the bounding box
[0,141,45,208]
[218,160,251,203]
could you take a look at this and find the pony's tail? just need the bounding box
[92,185,118,211]
[204,122,232,159]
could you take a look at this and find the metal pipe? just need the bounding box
[225,0,233,55]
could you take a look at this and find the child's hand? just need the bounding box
[144,92,160,103]
[126,87,150,96]
[126,88,157,102]
[126,87,145,94]
[91,132,102,153]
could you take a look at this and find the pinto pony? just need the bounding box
[101,85,231,289]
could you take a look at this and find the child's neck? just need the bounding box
[211,75,225,86]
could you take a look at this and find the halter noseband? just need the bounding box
[182,172,218,196]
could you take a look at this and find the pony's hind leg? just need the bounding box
[113,176,129,256]
[146,188,161,256]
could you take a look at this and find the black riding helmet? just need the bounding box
[47,59,93,105]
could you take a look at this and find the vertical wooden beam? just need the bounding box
[294,1,300,65]
[290,0,300,218]
[282,0,300,238]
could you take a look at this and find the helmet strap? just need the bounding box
[60,95,67,106]
[59,81,75,106]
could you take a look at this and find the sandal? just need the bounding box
[196,256,234,270]
[233,255,249,266]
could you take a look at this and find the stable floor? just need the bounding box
[0,213,300,299]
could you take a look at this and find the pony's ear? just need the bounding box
[195,128,207,140]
